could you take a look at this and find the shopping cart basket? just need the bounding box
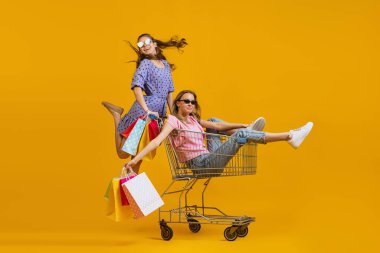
[158,128,257,241]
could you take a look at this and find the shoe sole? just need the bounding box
[251,117,266,131]
[289,122,313,149]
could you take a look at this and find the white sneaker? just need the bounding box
[248,117,266,131]
[288,122,314,149]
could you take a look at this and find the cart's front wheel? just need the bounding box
[237,226,249,237]
[224,226,238,241]
[187,218,201,233]
[160,225,173,241]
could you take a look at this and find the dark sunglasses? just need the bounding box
[179,99,197,105]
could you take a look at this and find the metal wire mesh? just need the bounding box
[164,129,257,178]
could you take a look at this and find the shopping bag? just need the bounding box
[104,178,133,221]
[104,170,134,222]
[122,172,164,219]
[138,124,156,162]
[121,115,147,139]
[148,119,160,140]
[121,117,147,156]
[104,179,113,199]
[121,118,139,138]
[120,170,137,206]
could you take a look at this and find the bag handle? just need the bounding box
[120,167,136,178]
[137,114,151,123]
[143,112,159,121]
[148,114,158,120]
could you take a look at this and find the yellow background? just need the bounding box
[1,0,379,252]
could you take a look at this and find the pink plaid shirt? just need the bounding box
[166,115,209,162]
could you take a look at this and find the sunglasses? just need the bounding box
[137,38,152,48]
[179,99,197,105]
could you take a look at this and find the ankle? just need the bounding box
[112,111,121,118]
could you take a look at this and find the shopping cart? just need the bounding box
[158,128,257,241]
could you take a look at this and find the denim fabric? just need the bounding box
[187,127,265,173]
[205,117,225,153]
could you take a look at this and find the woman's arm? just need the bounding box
[133,87,160,118]
[133,87,149,112]
[125,122,174,169]
[200,119,248,131]
[166,92,174,114]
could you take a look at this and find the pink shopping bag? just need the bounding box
[120,171,137,206]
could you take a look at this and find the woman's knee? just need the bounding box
[207,117,223,123]
[117,150,129,159]
[206,117,224,134]
[233,129,266,144]
[234,128,246,138]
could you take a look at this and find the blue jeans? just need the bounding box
[186,117,265,174]
[206,117,227,153]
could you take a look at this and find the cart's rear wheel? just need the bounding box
[224,226,238,241]
[237,226,249,237]
[187,218,201,233]
[160,225,173,241]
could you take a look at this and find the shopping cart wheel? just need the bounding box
[237,226,249,237]
[224,226,238,241]
[187,218,201,233]
[160,225,173,241]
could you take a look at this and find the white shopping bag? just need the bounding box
[122,172,164,219]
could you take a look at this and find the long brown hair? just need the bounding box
[172,90,201,122]
[127,33,187,70]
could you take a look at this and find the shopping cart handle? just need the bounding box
[237,137,248,144]
[148,114,158,120]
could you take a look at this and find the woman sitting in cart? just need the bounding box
[124,90,313,171]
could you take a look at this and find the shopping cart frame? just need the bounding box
[158,128,257,241]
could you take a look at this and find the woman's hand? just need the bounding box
[124,159,137,170]
[147,110,159,119]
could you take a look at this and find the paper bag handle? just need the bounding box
[121,167,136,179]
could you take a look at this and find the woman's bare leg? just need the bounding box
[264,132,291,142]
[264,121,314,148]
[111,114,129,159]
[102,102,129,159]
